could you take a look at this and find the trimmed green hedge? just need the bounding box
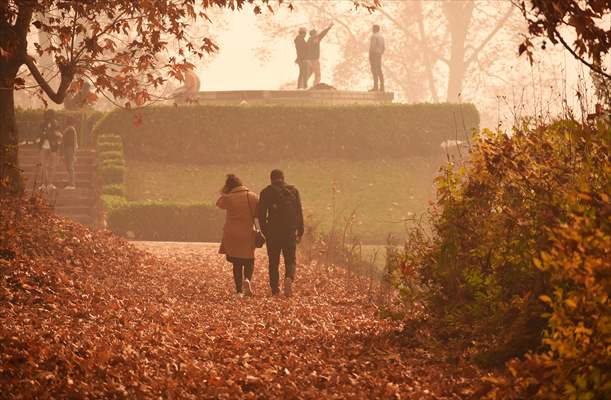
[93,103,479,163]
[16,108,104,146]
[100,164,124,185]
[105,201,224,241]
[98,150,124,162]
[97,135,123,145]
[101,184,125,196]
[101,194,128,209]
[97,141,123,153]
[101,159,125,168]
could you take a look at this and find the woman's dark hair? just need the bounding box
[221,174,242,194]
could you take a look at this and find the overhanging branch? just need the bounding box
[23,55,74,104]
[553,28,611,80]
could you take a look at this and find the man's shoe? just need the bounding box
[65,185,76,190]
[284,278,293,297]
[243,279,253,297]
[368,88,378,92]
[48,184,57,190]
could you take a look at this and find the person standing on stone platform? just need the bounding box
[369,24,385,92]
[294,27,309,89]
[306,23,334,87]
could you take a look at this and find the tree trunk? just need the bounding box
[444,1,474,103]
[0,66,23,195]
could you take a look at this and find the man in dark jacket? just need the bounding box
[306,23,333,87]
[294,27,309,89]
[258,169,304,297]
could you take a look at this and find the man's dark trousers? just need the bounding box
[297,60,309,89]
[369,52,384,90]
[266,234,297,295]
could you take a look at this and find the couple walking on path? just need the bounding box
[216,169,304,298]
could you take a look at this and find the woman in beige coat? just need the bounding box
[216,174,259,296]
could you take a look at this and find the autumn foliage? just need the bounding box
[1,195,487,398]
[394,121,610,395]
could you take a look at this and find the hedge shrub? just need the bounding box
[98,150,124,162]
[16,108,104,146]
[101,159,125,168]
[96,134,122,145]
[101,194,128,210]
[99,164,125,185]
[105,201,224,241]
[97,141,123,153]
[93,103,479,163]
[101,184,125,196]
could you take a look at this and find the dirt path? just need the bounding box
[122,241,477,399]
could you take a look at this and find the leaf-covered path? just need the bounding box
[1,199,481,399]
[126,242,477,399]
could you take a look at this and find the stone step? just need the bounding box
[21,169,93,180]
[23,179,94,190]
[19,154,96,166]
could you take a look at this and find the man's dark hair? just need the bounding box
[373,24,380,33]
[222,174,243,194]
[270,169,284,183]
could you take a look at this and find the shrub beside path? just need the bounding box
[1,199,482,399]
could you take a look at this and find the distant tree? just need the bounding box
[0,0,289,194]
[516,0,610,79]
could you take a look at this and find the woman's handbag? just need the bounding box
[246,192,266,248]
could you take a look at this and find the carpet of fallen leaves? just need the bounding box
[1,197,484,399]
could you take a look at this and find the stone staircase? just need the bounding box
[18,145,98,226]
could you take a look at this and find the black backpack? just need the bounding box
[270,185,299,228]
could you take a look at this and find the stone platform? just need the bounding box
[194,89,394,105]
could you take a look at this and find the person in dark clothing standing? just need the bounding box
[62,118,78,189]
[369,24,385,92]
[294,27,309,89]
[38,109,61,190]
[306,23,333,87]
[258,169,304,297]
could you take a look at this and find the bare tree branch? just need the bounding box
[465,6,514,67]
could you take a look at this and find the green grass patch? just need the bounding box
[125,157,440,243]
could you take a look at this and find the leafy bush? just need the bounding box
[101,184,125,196]
[99,164,125,185]
[93,103,479,164]
[395,121,610,369]
[105,201,224,241]
[16,108,103,146]
[485,191,611,399]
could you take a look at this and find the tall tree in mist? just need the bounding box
[257,0,515,103]
[0,0,284,194]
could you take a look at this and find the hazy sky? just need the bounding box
[201,11,296,90]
